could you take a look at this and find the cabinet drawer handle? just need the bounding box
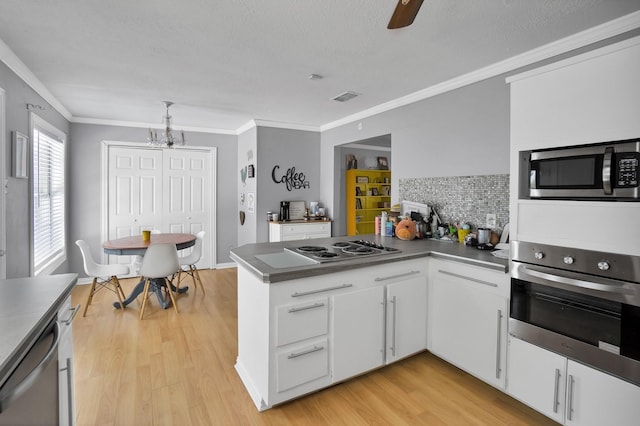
[291,284,353,297]
[438,270,497,287]
[288,302,325,313]
[374,270,420,282]
[287,345,324,359]
[61,304,81,325]
[553,368,561,413]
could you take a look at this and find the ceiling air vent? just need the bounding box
[331,91,360,102]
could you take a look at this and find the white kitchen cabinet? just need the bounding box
[428,258,509,389]
[58,296,79,426]
[276,297,329,347]
[381,270,428,363]
[508,36,640,256]
[507,336,567,423]
[332,260,428,381]
[507,336,640,426]
[332,287,385,382]
[269,221,331,242]
[276,337,329,393]
[235,258,428,410]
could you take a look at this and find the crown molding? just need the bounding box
[506,33,640,83]
[237,119,320,134]
[71,116,237,135]
[236,120,257,134]
[253,119,320,132]
[320,10,640,132]
[0,38,72,120]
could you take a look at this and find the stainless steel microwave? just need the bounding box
[526,139,640,200]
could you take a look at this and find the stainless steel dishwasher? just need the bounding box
[0,316,60,425]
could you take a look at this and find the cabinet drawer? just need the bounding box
[430,258,509,297]
[281,233,328,241]
[276,297,328,346]
[276,338,329,392]
[282,223,330,235]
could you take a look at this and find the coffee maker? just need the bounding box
[279,201,290,221]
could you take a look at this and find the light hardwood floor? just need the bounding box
[71,268,556,425]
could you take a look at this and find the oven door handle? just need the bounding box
[517,264,635,296]
[0,321,60,413]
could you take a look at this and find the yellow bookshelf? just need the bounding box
[346,169,391,236]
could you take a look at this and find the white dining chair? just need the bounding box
[176,230,206,294]
[76,240,129,316]
[138,242,181,320]
[132,229,161,274]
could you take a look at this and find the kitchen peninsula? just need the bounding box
[231,236,508,410]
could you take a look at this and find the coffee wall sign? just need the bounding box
[272,165,310,191]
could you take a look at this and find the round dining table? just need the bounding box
[103,233,197,310]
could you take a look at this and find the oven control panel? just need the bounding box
[512,241,640,283]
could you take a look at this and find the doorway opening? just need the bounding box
[333,134,391,236]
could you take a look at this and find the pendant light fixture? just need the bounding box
[148,101,185,147]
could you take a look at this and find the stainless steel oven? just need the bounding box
[523,138,640,200]
[510,241,640,386]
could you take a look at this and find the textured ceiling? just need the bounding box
[0,0,638,132]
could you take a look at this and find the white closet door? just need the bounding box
[107,147,163,265]
[163,149,211,268]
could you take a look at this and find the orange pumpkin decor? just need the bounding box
[395,218,417,240]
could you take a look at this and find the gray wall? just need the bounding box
[237,126,257,247]
[236,126,321,245]
[69,123,238,276]
[1,61,70,278]
[256,126,321,242]
[320,75,511,233]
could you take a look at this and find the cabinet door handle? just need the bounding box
[287,345,324,359]
[60,357,74,422]
[553,368,561,414]
[374,270,420,282]
[438,270,498,287]
[61,304,81,325]
[291,284,353,297]
[495,309,502,379]
[288,302,325,313]
[567,374,575,421]
[390,296,397,357]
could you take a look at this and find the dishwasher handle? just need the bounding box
[0,321,60,413]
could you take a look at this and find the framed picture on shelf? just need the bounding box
[356,176,369,183]
[355,186,362,196]
[381,186,390,196]
[377,156,388,170]
[346,154,358,169]
[355,198,362,209]
[371,188,378,196]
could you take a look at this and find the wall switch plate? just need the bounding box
[486,213,496,228]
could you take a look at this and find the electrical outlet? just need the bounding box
[486,213,496,228]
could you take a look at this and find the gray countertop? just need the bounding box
[230,235,509,283]
[0,273,78,385]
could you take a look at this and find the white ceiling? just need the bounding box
[0,1,639,133]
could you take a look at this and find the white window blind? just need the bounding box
[31,115,66,276]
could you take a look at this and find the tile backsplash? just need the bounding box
[399,174,509,232]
